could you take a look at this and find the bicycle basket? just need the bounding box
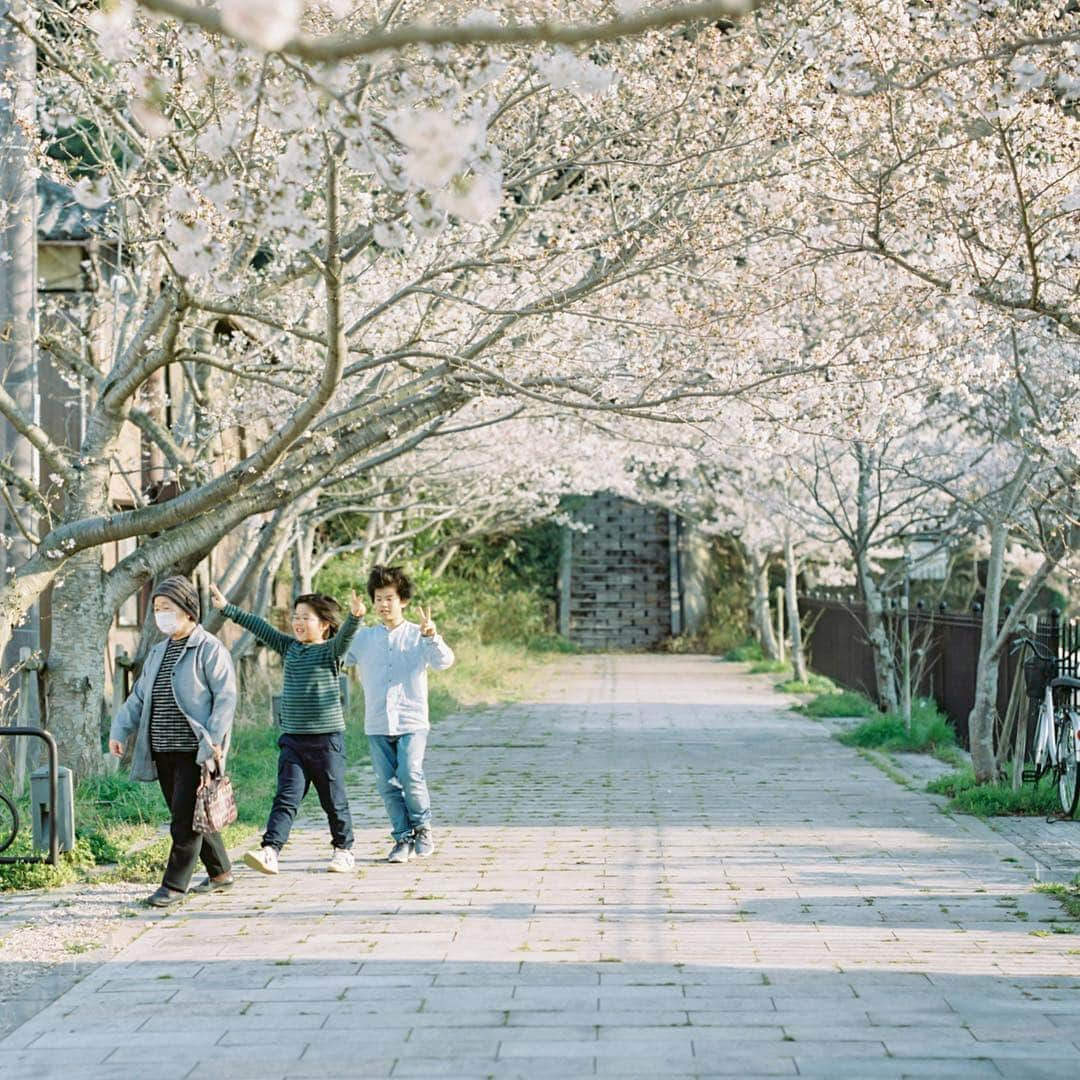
[1023,656,1057,699]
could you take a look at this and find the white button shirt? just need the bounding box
[344,621,455,735]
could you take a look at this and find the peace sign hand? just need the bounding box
[350,589,367,619]
[418,605,436,638]
[209,583,228,610]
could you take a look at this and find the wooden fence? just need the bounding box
[800,596,1078,748]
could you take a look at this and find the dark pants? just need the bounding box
[154,751,231,893]
[262,732,354,851]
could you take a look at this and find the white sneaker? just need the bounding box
[243,846,279,875]
[387,840,414,863]
[413,828,435,858]
[328,848,355,873]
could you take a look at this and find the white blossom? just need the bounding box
[390,109,480,190]
[88,0,135,62]
[436,172,501,223]
[373,221,408,250]
[532,48,615,96]
[167,185,199,214]
[132,98,172,138]
[219,0,302,53]
[72,176,111,210]
[165,218,217,277]
[1009,55,1046,91]
[203,178,237,208]
[406,195,447,239]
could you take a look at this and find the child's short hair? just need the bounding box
[366,564,413,603]
[294,593,342,639]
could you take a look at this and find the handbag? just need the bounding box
[193,762,238,834]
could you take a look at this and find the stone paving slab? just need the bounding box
[2,654,1079,1078]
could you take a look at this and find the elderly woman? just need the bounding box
[109,576,238,907]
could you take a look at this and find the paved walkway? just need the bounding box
[1,655,1079,1079]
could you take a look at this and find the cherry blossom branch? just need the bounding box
[136,1,759,60]
[885,30,1080,92]
[25,156,351,567]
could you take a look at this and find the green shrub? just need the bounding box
[837,698,956,754]
[725,641,765,662]
[795,690,877,718]
[81,829,123,864]
[749,659,792,675]
[1035,881,1080,918]
[522,634,578,654]
[76,772,163,829]
[776,673,836,694]
[927,765,1061,817]
[316,557,555,651]
[0,833,96,892]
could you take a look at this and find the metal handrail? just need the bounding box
[0,728,58,866]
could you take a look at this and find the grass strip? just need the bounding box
[1034,881,1080,919]
[926,765,1063,817]
[748,659,792,675]
[793,690,877,718]
[776,673,835,694]
[836,699,958,756]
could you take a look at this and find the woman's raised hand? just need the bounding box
[350,589,367,618]
[209,583,227,610]
[418,605,436,637]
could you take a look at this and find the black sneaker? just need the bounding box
[145,886,186,908]
[192,874,235,893]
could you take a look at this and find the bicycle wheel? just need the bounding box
[1033,697,1055,779]
[1056,710,1080,818]
[0,792,19,855]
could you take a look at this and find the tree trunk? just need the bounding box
[431,544,459,579]
[850,442,897,712]
[291,530,314,599]
[749,549,779,659]
[784,535,808,682]
[43,551,112,779]
[857,551,898,713]
[967,519,1012,783]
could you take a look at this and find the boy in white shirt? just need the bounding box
[346,565,454,862]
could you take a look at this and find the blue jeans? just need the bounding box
[263,732,354,851]
[368,733,431,841]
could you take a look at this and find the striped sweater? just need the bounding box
[223,604,360,735]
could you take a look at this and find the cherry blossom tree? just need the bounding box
[2,2,788,774]
[3,0,1078,783]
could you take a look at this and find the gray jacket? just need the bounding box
[109,624,237,782]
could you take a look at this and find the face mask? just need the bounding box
[154,610,180,635]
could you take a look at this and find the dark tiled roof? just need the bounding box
[37,176,109,242]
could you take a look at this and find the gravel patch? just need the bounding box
[0,881,150,1039]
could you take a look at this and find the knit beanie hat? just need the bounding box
[151,576,200,620]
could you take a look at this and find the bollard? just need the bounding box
[30,765,75,854]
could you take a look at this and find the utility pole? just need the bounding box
[0,2,40,719]
[901,556,912,730]
[775,584,785,664]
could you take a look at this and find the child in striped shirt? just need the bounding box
[210,583,365,875]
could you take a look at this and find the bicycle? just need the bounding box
[1012,634,1080,817]
[0,791,18,856]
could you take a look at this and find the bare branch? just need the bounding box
[135,1,758,61]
